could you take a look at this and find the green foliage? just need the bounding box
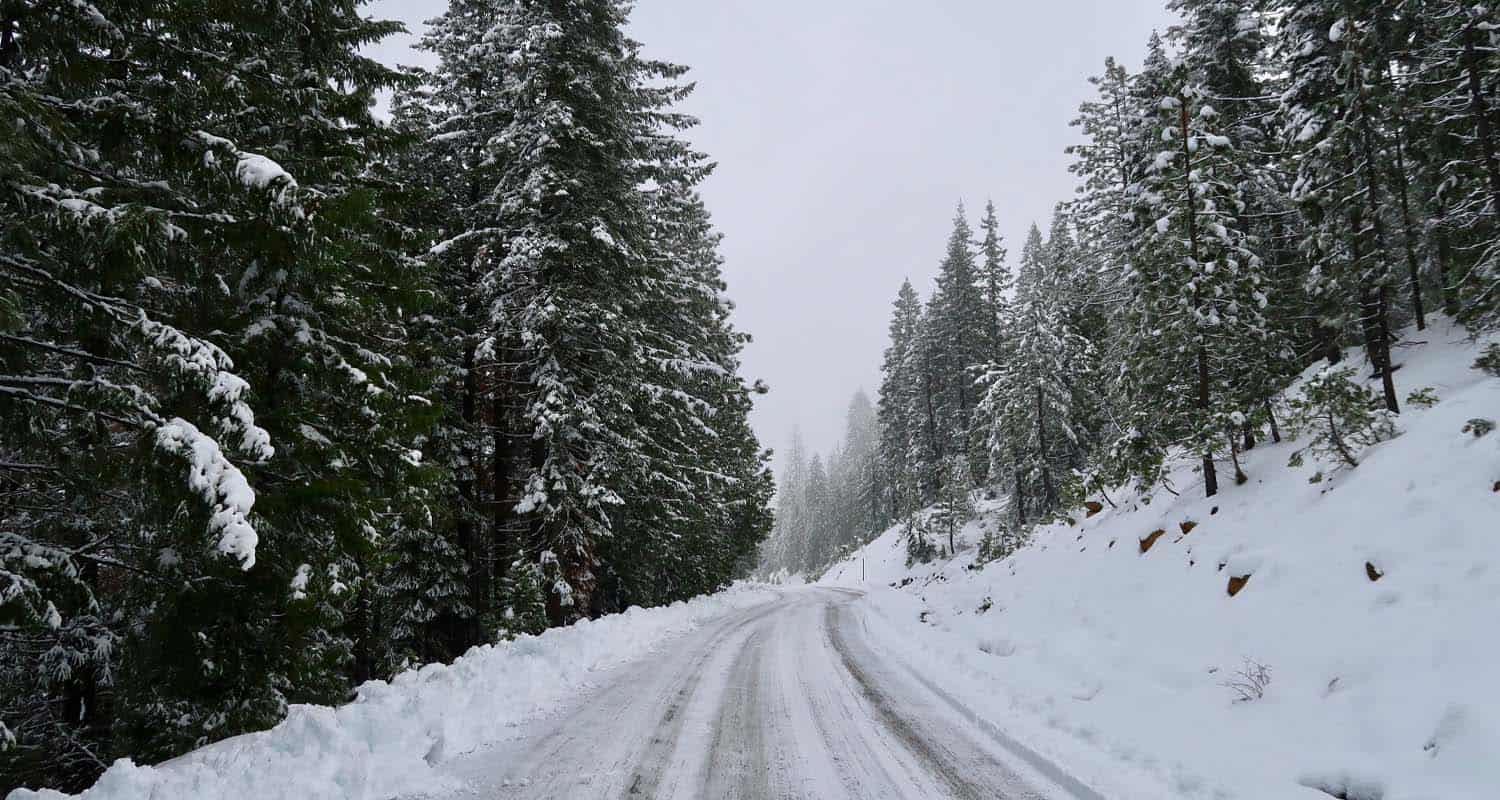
[1406,387,1440,407]
[1476,344,1500,378]
[929,455,975,554]
[903,515,937,567]
[1463,418,1495,439]
[497,550,550,640]
[1287,366,1398,474]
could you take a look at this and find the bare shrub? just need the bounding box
[1223,657,1272,702]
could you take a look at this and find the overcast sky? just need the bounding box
[366,0,1178,464]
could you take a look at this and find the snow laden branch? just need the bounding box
[193,131,302,213]
[151,419,259,569]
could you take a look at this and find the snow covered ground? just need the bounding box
[824,317,1500,800]
[428,585,1102,800]
[9,586,780,800]
[19,585,1126,800]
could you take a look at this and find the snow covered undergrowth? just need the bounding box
[10,585,779,800]
[824,318,1500,800]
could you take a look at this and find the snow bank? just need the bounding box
[825,317,1500,800]
[10,585,779,800]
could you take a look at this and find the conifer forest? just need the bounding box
[1,0,773,791]
[760,1,1500,578]
[4,1,1500,798]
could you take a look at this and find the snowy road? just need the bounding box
[433,587,1102,800]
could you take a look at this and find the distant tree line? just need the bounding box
[769,0,1500,575]
[758,393,881,578]
[0,0,771,793]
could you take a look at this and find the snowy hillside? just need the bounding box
[9,587,777,800]
[823,318,1500,800]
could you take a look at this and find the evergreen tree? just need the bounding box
[979,225,1091,522]
[1,0,434,785]
[877,281,924,521]
[977,201,1013,363]
[926,205,989,477]
[1278,1,1405,412]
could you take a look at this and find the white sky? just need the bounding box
[366,0,1178,463]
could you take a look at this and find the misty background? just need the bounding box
[368,0,1177,463]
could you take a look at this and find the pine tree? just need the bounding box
[930,455,974,555]
[1402,2,1500,328]
[2,0,435,785]
[877,281,924,520]
[926,205,989,477]
[1069,57,1140,260]
[979,225,1091,521]
[977,201,1013,362]
[1121,66,1274,497]
[1278,1,1405,412]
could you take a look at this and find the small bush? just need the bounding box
[1287,365,1397,473]
[1462,418,1495,439]
[1223,657,1272,702]
[903,514,937,566]
[1475,343,1500,377]
[1405,386,1439,407]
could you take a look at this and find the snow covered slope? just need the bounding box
[824,318,1500,800]
[8,586,778,800]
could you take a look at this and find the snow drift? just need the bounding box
[9,585,778,800]
[824,317,1500,800]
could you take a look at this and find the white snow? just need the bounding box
[152,418,259,570]
[234,153,296,195]
[11,584,779,800]
[823,316,1500,800]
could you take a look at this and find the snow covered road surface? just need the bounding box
[431,586,1097,800]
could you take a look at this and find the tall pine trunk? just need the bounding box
[1353,157,1401,412]
[1390,132,1427,330]
[1035,384,1058,511]
[1464,24,1500,218]
[1180,99,1219,498]
[457,337,484,646]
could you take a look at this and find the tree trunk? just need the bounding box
[0,11,17,68]
[1327,407,1359,468]
[1347,204,1401,415]
[1344,22,1401,415]
[1464,23,1500,218]
[1198,345,1219,498]
[1389,132,1427,330]
[1265,399,1282,444]
[491,394,509,590]
[457,338,484,646]
[1180,97,1219,499]
[1227,428,1248,485]
[1035,384,1058,511]
[922,371,941,502]
[1432,203,1462,317]
[1012,463,1028,527]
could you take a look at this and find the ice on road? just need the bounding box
[432,587,1097,800]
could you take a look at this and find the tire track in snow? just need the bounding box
[830,601,1106,800]
[623,599,789,798]
[697,627,770,799]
